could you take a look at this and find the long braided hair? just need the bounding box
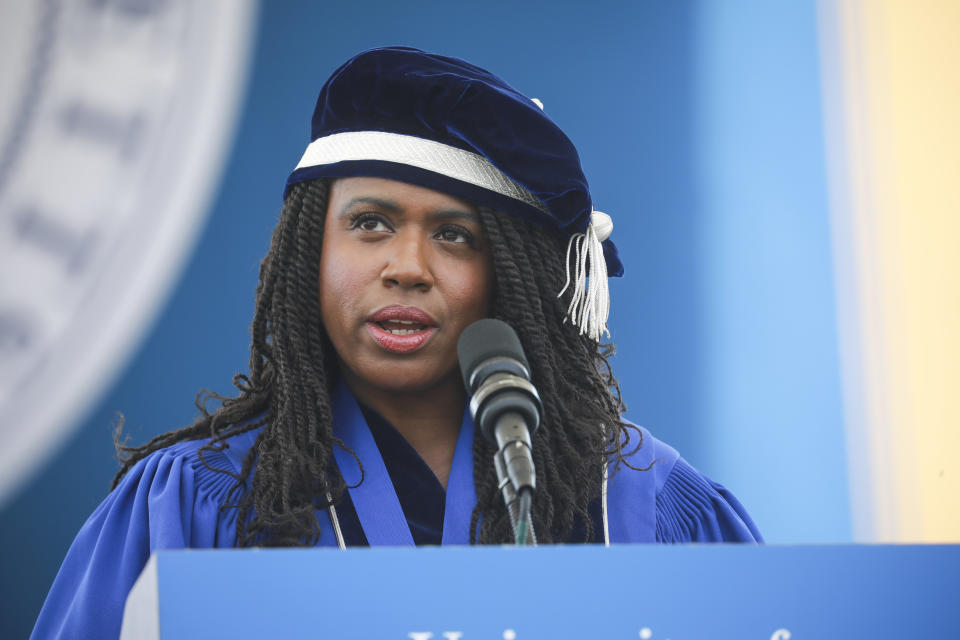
[114,178,639,545]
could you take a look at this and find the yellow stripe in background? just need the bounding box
[819,0,960,542]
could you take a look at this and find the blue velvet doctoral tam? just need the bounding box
[285,46,624,277]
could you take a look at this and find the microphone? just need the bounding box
[458,319,543,544]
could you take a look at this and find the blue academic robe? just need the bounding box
[31,384,760,639]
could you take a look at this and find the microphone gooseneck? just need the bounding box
[458,319,543,545]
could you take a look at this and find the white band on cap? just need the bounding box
[294,131,547,214]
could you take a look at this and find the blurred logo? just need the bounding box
[0,0,254,505]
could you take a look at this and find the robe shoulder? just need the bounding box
[605,423,763,543]
[31,429,259,640]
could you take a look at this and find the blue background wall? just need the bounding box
[1,2,849,636]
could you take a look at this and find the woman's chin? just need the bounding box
[373,373,457,397]
[338,358,462,399]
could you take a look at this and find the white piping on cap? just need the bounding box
[295,130,547,215]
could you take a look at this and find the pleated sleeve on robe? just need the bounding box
[606,424,763,544]
[30,434,253,640]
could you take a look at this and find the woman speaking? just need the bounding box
[33,46,760,639]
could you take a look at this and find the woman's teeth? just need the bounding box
[378,320,426,335]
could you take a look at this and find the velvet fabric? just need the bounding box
[285,46,624,277]
[360,403,445,545]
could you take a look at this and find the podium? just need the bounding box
[121,544,959,639]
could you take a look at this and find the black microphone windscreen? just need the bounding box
[457,319,529,389]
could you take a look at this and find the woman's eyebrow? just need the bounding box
[339,197,480,224]
[338,196,400,217]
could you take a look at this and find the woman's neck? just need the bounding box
[341,372,466,489]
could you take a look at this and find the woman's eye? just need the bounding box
[351,214,390,232]
[435,226,473,244]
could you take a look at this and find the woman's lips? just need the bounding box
[366,305,438,354]
[365,322,437,353]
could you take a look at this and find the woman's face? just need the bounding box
[319,177,493,397]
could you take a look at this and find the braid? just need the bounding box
[114,180,345,547]
[233,179,341,546]
[470,207,629,543]
[113,178,637,547]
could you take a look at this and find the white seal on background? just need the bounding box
[0,0,256,506]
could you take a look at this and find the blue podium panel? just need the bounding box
[122,545,959,639]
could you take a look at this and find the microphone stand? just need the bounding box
[494,452,537,545]
[491,411,538,546]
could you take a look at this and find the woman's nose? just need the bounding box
[381,233,434,291]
